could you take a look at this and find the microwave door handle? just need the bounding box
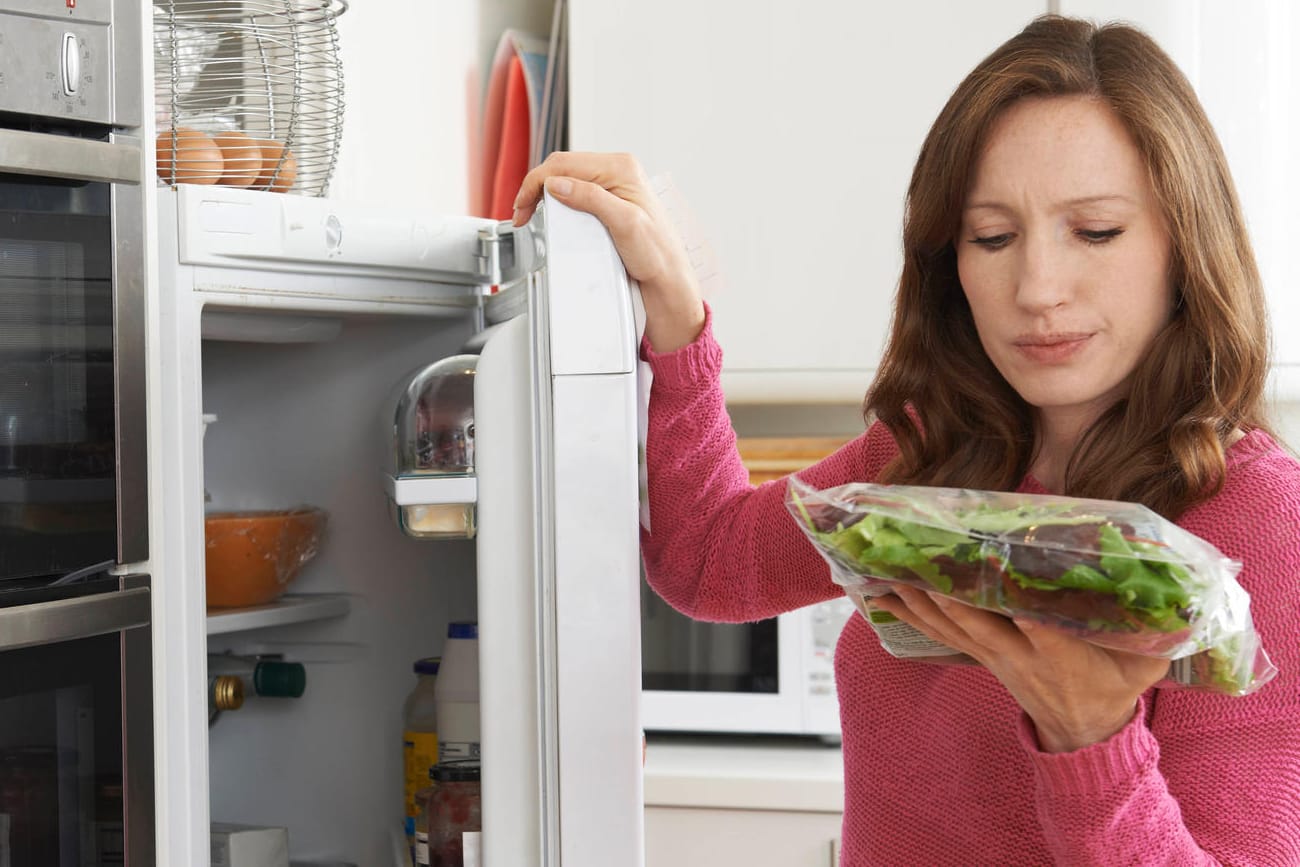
[0,129,141,184]
[0,585,151,651]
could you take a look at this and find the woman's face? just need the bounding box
[957,95,1175,430]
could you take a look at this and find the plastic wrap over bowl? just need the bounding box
[388,354,478,539]
[204,507,327,608]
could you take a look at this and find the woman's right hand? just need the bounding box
[513,152,706,353]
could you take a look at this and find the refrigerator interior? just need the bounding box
[152,185,645,866]
[201,311,480,865]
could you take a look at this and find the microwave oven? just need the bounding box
[641,588,856,739]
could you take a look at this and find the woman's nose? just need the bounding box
[1013,232,1071,313]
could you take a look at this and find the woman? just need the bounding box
[515,15,1300,865]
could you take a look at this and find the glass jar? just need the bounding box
[425,763,481,867]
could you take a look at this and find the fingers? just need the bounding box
[932,593,1032,653]
[506,150,706,352]
[873,587,968,649]
[512,151,649,226]
[544,177,650,249]
[881,587,1028,662]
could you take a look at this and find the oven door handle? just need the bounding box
[0,585,150,651]
[0,129,141,184]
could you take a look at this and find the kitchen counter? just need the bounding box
[643,736,844,813]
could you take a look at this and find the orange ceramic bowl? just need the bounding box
[204,507,327,608]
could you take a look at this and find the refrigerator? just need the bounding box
[149,183,645,866]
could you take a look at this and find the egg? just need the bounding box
[156,127,223,185]
[212,130,261,188]
[270,152,299,193]
[253,139,299,193]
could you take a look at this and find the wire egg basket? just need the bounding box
[153,0,347,196]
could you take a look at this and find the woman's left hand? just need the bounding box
[872,585,1171,753]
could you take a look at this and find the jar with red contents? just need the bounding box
[425,762,481,867]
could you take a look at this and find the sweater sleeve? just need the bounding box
[1019,436,1300,865]
[638,305,897,622]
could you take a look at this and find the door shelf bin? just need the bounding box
[383,474,478,540]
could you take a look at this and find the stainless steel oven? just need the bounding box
[0,0,154,863]
[0,0,147,579]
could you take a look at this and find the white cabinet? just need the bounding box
[643,738,845,867]
[646,806,841,867]
[568,0,1047,402]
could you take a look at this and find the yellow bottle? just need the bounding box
[402,657,440,849]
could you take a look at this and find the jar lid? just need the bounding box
[446,621,477,640]
[431,762,481,782]
[413,656,441,675]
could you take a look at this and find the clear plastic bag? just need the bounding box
[787,477,1277,696]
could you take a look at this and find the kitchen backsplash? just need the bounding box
[728,399,1300,459]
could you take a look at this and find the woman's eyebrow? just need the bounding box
[963,193,1138,213]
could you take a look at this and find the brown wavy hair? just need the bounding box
[866,14,1273,519]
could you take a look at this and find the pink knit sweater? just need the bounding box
[640,310,1300,866]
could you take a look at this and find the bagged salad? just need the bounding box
[786,477,1277,696]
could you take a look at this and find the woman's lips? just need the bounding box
[1013,333,1094,363]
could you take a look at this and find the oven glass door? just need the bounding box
[0,602,122,866]
[0,175,117,581]
[0,576,152,867]
[640,583,779,693]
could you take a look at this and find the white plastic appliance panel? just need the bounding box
[475,313,546,865]
[475,194,644,866]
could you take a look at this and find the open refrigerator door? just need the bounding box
[474,192,645,865]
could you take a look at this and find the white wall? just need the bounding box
[328,0,554,214]
[329,1,478,213]
[1271,401,1300,450]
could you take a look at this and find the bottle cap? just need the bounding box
[212,674,245,710]
[431,761,481,782]
[413,656,442,675]
[253,661,307,698]
[446,621,478,640]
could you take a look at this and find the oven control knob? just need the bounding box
[61,33,80,96]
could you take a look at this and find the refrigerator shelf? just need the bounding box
[205,592,350,636]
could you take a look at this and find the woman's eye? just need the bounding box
[969,233,1013,250]
[1077,227,1125,244]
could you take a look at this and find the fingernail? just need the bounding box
[547,177,572,196]
[512,208,525,226]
